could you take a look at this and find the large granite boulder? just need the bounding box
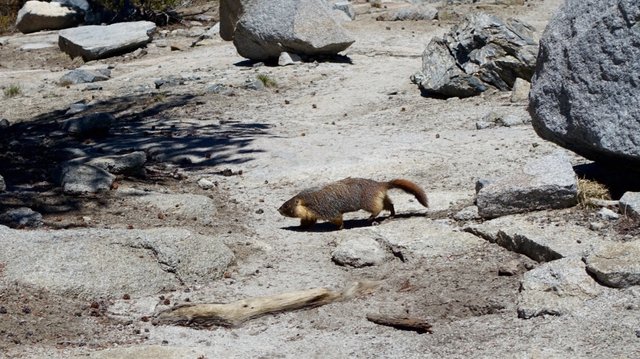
[220,0,355,61]
[529,0,640,167]
[58,21,156,61]
[15,0,81,34]
[411,12,538,98]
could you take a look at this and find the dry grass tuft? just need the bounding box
[577,178,611,208]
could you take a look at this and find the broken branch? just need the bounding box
[366,313,433,334]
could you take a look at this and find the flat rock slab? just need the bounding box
[517,257,602,319]
[476,152,578,218]
[58,21,156,61]
[372,218,487,262]
[0,226,234,299]
[585,241,640,288]
[16,0,80,34]
[78,345,206,359]
[466,215,606,262]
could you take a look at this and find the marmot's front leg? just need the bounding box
[330,215,344,230]
[300,218,317,228]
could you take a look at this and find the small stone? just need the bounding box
[197,178,215,190]
[331,237,387,268]
[278,52,302,66]
[597,207,619,220]
[0,175,5,192]
[453,206,480,221]
[0,118,10,128]
[498,259,520,276]
[620,192,640,220]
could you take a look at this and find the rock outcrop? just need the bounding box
[58,21,156,61]
[220,0,355,61]
[476,153,578,218]
[412,12,537,98]
[529,0,640,167]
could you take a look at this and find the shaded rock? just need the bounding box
[466,215,606,262]
[219,0,244,41]
[83,151,146,175]
[59,68,110,85]
[226,0,355,61]
[59,163,115,194]
[58,21,156,61]
[411,38,487,98]
[0,226,234,299]
[510,77,530,103]
[376,5,437,21]
[332,236,387,267]
[412,12,537,98]
[476,152,578,218]
[65,102,89,115]
[620,192,640,220]
[517,257,602,319]
[62,112,114,137]
[0,118,10,128]
[0,175,5,192]
[529,0,640,167]
[585,241,640,288]
[16,1,81,34]
[0,207,43,228]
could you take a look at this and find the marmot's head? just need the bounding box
[278,197,304,217]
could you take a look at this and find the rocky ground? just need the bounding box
[0,1,639,358]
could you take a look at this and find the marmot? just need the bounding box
[278,178,428,229]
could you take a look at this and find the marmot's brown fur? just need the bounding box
[278,178,428,229]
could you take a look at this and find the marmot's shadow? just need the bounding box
[280,212,427,232]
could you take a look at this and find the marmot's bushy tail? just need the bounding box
[387,179,429,207]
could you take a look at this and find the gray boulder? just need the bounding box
[0,207,43,228]
[85,152,147,175]
[59,163,115,194]
[62,112,114,137]
[412,12,537,98]
[59,68,110,85]
[529,0,640,167]
[223,0,355,61]
[476,153,578,218]
[620,192,640,220]
[331,236,387,267]
[517,257,602,319]
[585,241,640,288]
[16,0,81,34]
[0,226,234,299]
[58,21,156,61]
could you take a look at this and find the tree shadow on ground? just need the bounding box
[0,92,274,215]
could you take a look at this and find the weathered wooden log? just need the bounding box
[154,281,378,328]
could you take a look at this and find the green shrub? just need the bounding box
[4,84,21,98]
[257,74,278,88]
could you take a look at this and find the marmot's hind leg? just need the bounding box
[383,195,395,217]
